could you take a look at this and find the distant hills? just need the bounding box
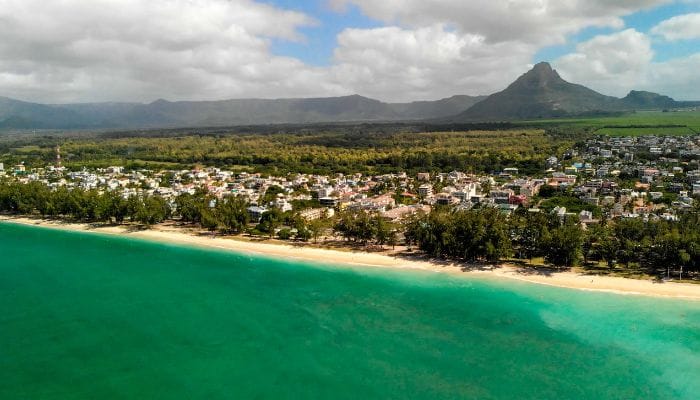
[0,94,485,129]
[454,62,699,121]
[1,62,697,130]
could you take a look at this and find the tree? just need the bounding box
[136,195,170,226]
[308,219,324,243]
[291,214,313,242]
[598,225,620,268]
[333,209,377,245]
[175,191,208,223]
[257,208,283,238]
[108,193,128,224]
[200,208,219,232]
[260,185,285,206]
[544,221,584,267]
[386,229,399,249]
[373,213,391,247]
[277,228,293,240]
[403,208,510,262]
[126,195,143,222]
[216,196,249,234]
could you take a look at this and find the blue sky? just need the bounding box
[268,1,380,66]
[536,1,700,63]
[1,0,699,103]
[267,0,700,67]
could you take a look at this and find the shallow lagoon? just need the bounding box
[2,222,699,399]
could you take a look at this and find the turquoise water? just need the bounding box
[1,222,700,399]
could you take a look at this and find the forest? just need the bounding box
[0,128,575,176]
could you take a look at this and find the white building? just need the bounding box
[418,184,433,198]
[274,198,293,212]
[693,182,700,196]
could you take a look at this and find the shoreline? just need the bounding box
[3,215,700,301]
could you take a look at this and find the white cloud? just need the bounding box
[646,54,700,100]
[327,25,534,101]
[330,0,669,45]
[0,0,334,103]
[554,29,700,100]
[0,0,695,104]
[554,29,654,96]
[322,0,673,101]
[651,13,700,40]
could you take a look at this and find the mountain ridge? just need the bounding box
[0,94,486,129]
[1,62,698,129]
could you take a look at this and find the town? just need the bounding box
[2,134,699,226]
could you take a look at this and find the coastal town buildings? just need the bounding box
[2,134,698,227]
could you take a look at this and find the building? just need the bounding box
[247,206,267,222]
[381,205,429,222]
[273,198,293,212]
[509,194,527,206]
[299,208,326,221]
[564,166,578,175]
[319,197,338,208]
[579,210,597,224]
[490,189,513,205]
[545,156,558,168]
[436,193,458,206]
[418,184,433,198]
[311,185,333,199]
[693,182,700,196]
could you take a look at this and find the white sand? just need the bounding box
[3,215,700,300]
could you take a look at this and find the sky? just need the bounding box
[0,0,699,104]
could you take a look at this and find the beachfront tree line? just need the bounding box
[0,181,170,225]
[333,209,398,248]
[1,179,699,277]
[175,189,325,241]
[405,206,700,276]
[0,181,326,241]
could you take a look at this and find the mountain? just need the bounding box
[620,90,677,110]
[0,94,485,129]
[388,95,487,119]
[0,96,92,129]
[452,62,700,122]
[454,62,622,121]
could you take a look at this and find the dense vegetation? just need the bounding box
[405,206,700,278]
[0,129,572,175]
[0,180,170,226]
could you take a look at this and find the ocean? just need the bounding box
[1,221,699,399]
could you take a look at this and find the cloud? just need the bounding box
[327,25,534,101]
[0,0,695,104]
[554,29,700,100]
[330,0,670,45]
[647,54,700,100]
[651,13,700,40]
[0,0,332,103]
[554,29,654,96]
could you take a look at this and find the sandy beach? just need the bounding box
[2,215,700,300]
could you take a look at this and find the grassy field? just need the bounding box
[525,110,700,136]
[595,126,696,136]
